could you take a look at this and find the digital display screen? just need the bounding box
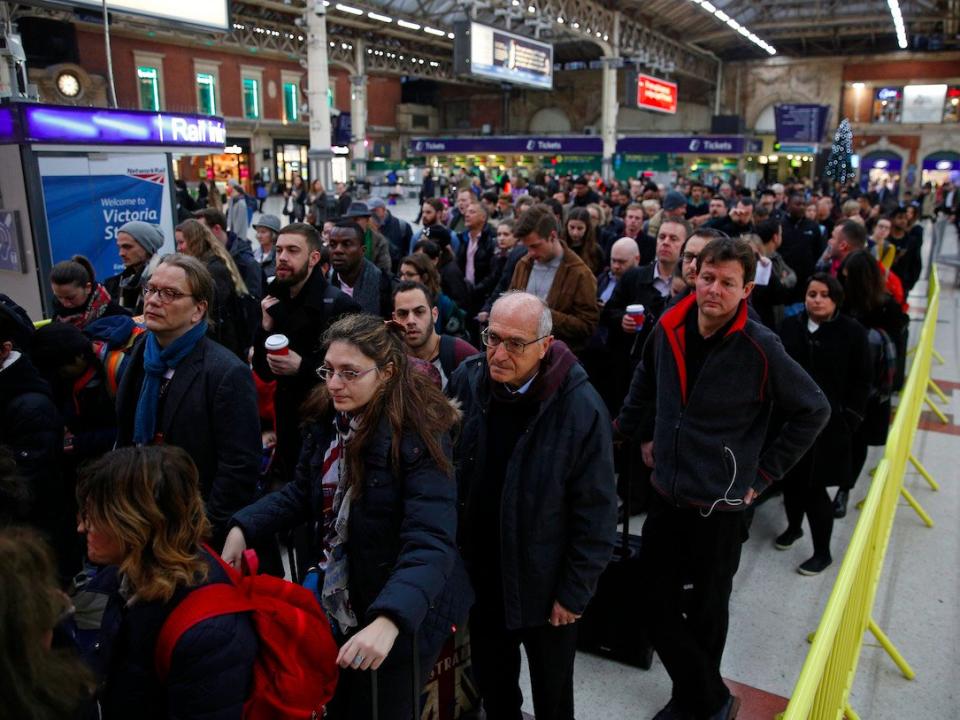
[456,21,553,90]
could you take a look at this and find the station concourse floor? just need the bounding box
[255,196,960,719]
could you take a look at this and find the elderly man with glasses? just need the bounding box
[448,290,617,720]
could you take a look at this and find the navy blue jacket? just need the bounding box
[231,414,472,656]
[90,551,256,720]
[449,344,618,630]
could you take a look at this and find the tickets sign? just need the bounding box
[635,73,678,114]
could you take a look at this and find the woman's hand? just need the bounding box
[221,527,247,569]
[336,616,400,671]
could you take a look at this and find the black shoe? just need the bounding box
[832,489,849,518]
[707,695,741,720]
[652,699,693,720]
[774,527,803,550]
[798,555,833,576]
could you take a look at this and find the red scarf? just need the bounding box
[58,284,112,329]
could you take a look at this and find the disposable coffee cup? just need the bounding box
[265,334,290,356]
[626,304,645,330]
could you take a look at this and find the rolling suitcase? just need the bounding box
[576,448,655,669]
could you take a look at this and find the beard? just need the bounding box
[274,261,311,288]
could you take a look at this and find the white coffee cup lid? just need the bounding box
[265,334,289,350]
[626,304,645,313]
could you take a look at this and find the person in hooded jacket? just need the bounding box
[448,291,617,720]
[50,256,130,329]
[226,314,472,720]
[774,274,872,576]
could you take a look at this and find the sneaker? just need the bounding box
[832,489,849,518]
[774,527,803,550]
[798,555,833,576]
[707,695,742,720]
[652,699,693,720]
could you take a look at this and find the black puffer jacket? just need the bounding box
[449,342,618,630]
[90,550,257,720]
[231,414,472,656]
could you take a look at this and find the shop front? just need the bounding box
[859,151,902,193]
[921,151,960,187]
[175,137,252,195]
[273,140,310,190]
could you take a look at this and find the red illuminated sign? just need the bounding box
[636,74,678,115]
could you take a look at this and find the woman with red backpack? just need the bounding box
[223,314,473,720]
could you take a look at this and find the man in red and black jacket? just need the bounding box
[615,237,829,720]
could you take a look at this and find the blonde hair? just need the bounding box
[76,446,212,603]
[176,218,249,296]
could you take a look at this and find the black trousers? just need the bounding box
[469,595,578,720]
[326,632,439,720]
[641,492,749,719]
[782,455,834,559]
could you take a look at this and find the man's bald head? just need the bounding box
[610,237,641,280]
[490,291,552,338]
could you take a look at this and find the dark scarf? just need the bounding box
[488,340,579,405]
[55,284,113,329]
[132,321,208,445]
[336,260,382,316]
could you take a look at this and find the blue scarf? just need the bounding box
[133,320,208,445]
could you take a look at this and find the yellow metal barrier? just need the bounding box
[781,267,942,720]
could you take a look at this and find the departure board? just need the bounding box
[454,21,553,90]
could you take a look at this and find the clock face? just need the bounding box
[57,72,81,97]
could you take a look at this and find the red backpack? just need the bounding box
[155,546,339,719]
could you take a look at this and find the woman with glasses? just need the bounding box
[223,313,472,720]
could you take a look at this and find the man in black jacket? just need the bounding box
[252,222,360,482]
[116,255,262,547]
[615,238,829,720]
[779,193,823,304]
[103,221,165,314]
[329,220,394,318]
[455,201,499,316]
[449,291,617,720]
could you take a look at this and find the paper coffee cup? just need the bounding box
[626,304,645,329]
[265,334,290,355]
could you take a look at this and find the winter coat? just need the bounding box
[116,335,261,546]
[601,262,671,360]
[779,311,872,487]
[616,293,830,510]
[508,243,599,355]
[779,216,824,303]
[231,414,473,657]
[449,342,618,630]
[90,550,256,720]
[226,232,263,300]
[455,224,498,312]
[227,194,250,242]
[252,268,360,479]
[379,212,413,269]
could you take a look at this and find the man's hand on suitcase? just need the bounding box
[337,616,400,671]
[549,601,581,627]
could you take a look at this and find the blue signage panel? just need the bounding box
[774,104,829,144]
[0,104,226,149]
[616,136,746,154]
[409,136,602,155]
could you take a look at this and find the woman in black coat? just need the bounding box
[77,446,257,720]
[776,273,872,575]
[225,314,472,720]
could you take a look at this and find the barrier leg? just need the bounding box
[900,486,934,527]
[906,345,917,357]
[909,454,940,491]
[928,379,949,404]
[867,619,916,680]
[932,348,945,365]
[844,703,862,720]
[924,395,949,424]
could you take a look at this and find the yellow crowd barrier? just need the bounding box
[781,267,943,720]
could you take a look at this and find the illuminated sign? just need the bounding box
[902,84,948,123]
[454,21,553,90]
[408,136,601,155]
[634,73,678,114]
[0,104,227,150]
[877,87,900,101]
[54,0,229,31]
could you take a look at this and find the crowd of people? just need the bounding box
[2,162,944,720]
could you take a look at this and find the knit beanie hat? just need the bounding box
[117,221,165,256]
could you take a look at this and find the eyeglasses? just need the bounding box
[316,365,380,382]
[142,285,194,304]
[480,327,549,355]
[682,252,700,263]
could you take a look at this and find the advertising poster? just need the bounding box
[38,154,175,283]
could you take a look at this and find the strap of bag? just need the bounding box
[154,584,254,682]
[370,629,420,720]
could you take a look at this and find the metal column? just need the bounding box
[305,0,333,190]
[600,15,620,181]
[351,39,368,182]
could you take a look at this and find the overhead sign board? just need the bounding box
[409,136,601,155]
[902,84,947,123]
[616,136,747,155]
[633,73,678,114]
[454,21,553,90]
[55,0,229,31]
[774,104,829,143]
[0,104,226,150]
